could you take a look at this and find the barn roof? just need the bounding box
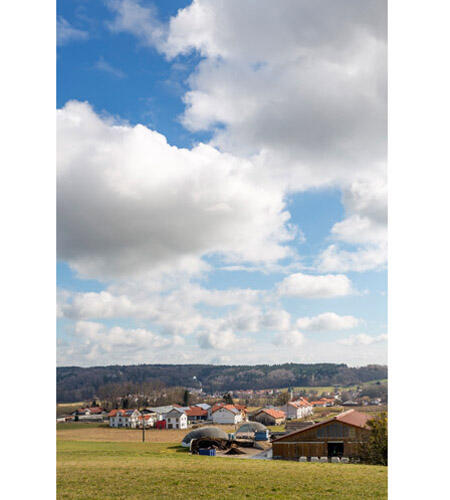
[256,408,286,419]
[272,410,371,442]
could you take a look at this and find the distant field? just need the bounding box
[57,440,387,499]
[57,423,236,443]
[57,403,87,417]
[289,379,387,395]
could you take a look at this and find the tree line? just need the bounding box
[57,363,387,403]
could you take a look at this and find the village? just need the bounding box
[57,386,386,463]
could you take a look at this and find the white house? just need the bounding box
[109,409,141,428]
[283,398,313,420]
[211,405,244,425]
[164,408,188,429]
[138,412,157,428]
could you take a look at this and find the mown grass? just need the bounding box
[57,440,387,499]
[57,422,109,430]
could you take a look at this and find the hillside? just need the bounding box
[57,363,387,403]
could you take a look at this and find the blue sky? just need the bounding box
[57,0,387,367]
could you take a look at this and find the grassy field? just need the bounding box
[57,423,236,443]
[288,379,387,395]
[57,425,387,499]
[58,440,387,499]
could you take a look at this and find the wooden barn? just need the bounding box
[252,408,286,426]
[272,409,371,461]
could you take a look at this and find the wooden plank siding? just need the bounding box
[272,420,370,461]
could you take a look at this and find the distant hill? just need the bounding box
[56,363,387,403]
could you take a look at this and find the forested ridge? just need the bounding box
[57,363,387,403]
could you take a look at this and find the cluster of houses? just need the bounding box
[59,394,380,429]
[107,402,248,429]
[62,398,316,428]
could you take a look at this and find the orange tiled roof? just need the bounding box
[185,407,208,417]
[258,408,286,419]
[212,404,239,414]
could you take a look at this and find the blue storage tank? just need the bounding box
[254,430,270,441]
[199,448,216,456]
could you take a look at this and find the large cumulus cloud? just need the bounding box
[57,101,295,280]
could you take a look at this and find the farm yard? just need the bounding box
[57,427,387,499]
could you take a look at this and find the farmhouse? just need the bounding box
[164,408,188,429]
[211,404,245,425]
[109,409,141,428]
[252,408,286,426]
[272,409,371,461]
[283,398,313,420]
[185,406,208,423]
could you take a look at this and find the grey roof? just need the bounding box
[147,405,177,414]
[195,403,211,410]
[164,408,186,417]
[236,422,268,434]
[181,426,229,447]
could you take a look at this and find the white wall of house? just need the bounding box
[109,410,140,428]
[164,411,188,429]
[212,408,243,425]
[284,404,313,420]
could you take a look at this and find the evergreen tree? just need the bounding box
[183,390,190,406]
[223,392,234,405]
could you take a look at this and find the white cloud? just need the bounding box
[57,17,89,46]
[57,101,294,281]
[317,180,387,272]
[296,312,359,332]
[198,328,237,350]
[106,0,166,48]
[57,320,183,365]
[317,243,387,273]
[261,309,291,331]
[338,333,387,346]
[274,329,305,348]
[58,284,289,341]
[278,272,354,298]
[106,1,386,191]
[94,57,126,79]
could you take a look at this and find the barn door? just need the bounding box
[327,442,344,457]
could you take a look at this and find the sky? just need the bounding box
[57,0,387,367]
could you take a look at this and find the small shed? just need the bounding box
[272,409,371,461]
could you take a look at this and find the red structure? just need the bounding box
[155,420,166,429]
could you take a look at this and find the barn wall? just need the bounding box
[273,421,370,460]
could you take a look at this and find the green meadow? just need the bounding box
[57,439,387,499]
